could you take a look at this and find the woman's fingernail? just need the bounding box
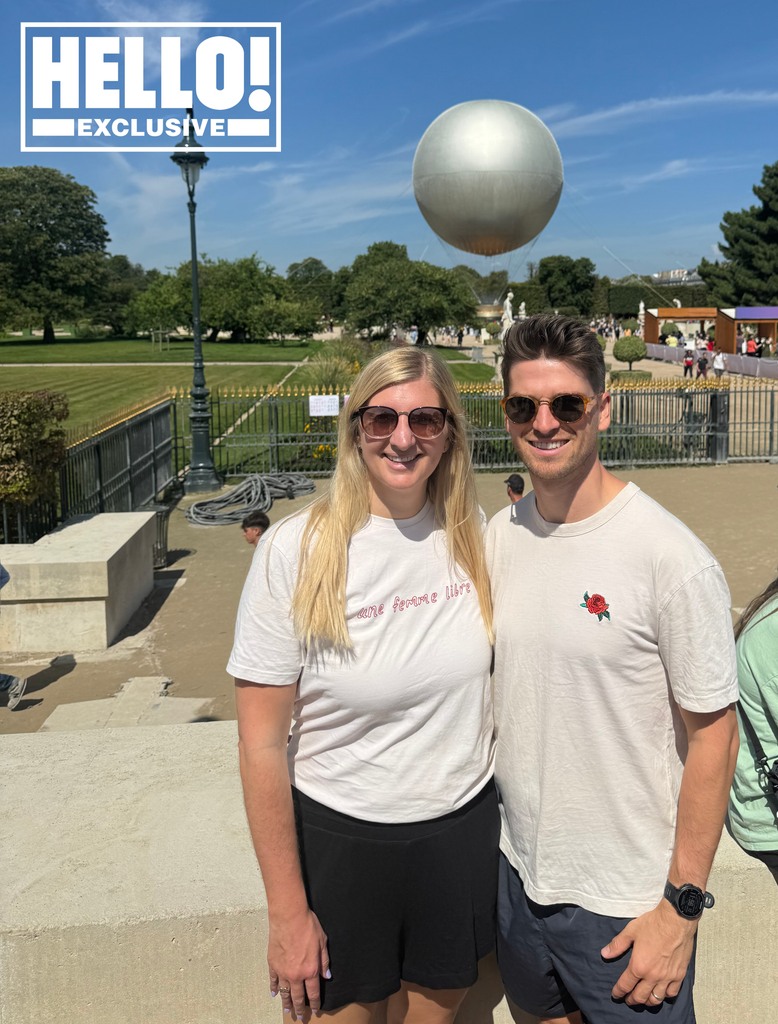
[271,990,277,997]
[324,969,332,979]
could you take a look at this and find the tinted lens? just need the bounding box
[503,396,537,423]
[550,394,587,422]
[407,407,447,438]
[359,407,398,437]
[358,406,448,439]
[503,394,589,424]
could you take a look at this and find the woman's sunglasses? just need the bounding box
[355,405,449,439]
[500,393,598,425]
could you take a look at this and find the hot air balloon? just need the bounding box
[412,100,563,257]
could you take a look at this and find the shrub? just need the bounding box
[0,390,69,505]
[72,322,110,340]
[596,334,607,350]
[660,321,679,336]
[484,320,501,338]
[620,318,640,333]
[609,370,652,383]
[613,336,647,370]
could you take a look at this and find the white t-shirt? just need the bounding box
[485,483,738,917]
[228,502,494,823]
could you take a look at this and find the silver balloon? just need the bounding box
[412,100,564,256]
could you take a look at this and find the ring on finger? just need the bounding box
[278,987,291,995]
[650,990,663,1001]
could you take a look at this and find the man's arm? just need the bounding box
[603,704,739,1006]
[235,679,329,1018]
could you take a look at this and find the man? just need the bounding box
[485,315,739,1024]
[504,473,525,504]
[241,511,270,547]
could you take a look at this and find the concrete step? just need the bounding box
[38,676,213,731]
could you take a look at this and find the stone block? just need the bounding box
[0,512,155,652]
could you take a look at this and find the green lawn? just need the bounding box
[0,364,292,434]
[0,342,496,436]
[447,363,498,384]
[0,337,322,364]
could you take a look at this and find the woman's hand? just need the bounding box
[268,907,330,1018]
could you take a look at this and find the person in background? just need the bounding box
[504,473,525,504]
[728,571,778,876]
[241,511,270,547]
[712,349,726,379]
[0,562,27,710]
[229,347,497,1022]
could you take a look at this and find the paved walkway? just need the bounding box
[1,463,776,734]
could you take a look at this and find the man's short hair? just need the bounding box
[242,511,270,532]
[501,314,606,395]
[504,474,524,494]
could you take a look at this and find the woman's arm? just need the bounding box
[235,679,329,1017]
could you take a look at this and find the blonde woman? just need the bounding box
[228,347,496,1023]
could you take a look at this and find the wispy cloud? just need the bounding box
[324,0,423,26]
[549,90,778,138]
[310,0,528,66]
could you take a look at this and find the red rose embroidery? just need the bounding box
[586,594,608,615]
[580,591,610,622]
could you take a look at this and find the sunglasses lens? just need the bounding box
[408,408,447,438]
[360,407,398,437]
[551,395,588,421]
[504,396,537,423]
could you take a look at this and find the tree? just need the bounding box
[345,244,477,343]
[698,161,778,305]
[613,336,647,371]
[286,257,336,319]
[246,296,320,343]
[451,265,508,304]
[0,166,110,342]
[187,255,284,342]
[126,273,186,335]
[537,256,597,316]
[92,255,155,337]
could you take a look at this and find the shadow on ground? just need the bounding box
[112,570,185,641]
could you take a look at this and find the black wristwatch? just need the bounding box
[663,881,715,919]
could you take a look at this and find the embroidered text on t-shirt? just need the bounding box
[356,580,472,620]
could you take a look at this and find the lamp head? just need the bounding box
[170,108,209,193]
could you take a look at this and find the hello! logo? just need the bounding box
[21,22,281,153]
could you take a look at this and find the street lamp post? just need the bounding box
[171,109,221,493]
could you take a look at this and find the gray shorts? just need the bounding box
[497,854,697,1022]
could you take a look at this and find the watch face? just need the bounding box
[677,887,704,917]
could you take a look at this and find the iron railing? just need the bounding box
[171,379,778,477]
[5,380,776,544]
[1,399,175,544]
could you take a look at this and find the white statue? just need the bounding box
[501,291,514,339]
[518,301,526,319]
[639,300,645,317]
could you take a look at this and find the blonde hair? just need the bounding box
[291,346,493,649]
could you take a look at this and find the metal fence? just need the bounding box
[171,379,778,478]
[5,381,776,545]
[1,399,175,545]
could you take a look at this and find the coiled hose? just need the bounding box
[184,473,316,525]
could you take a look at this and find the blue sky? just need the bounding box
[3,0,777,283]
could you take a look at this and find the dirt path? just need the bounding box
[2,464,776,734]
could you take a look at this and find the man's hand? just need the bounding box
[601,900,698,1006]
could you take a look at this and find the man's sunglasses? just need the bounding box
[500,393,598,425]
[355,405,449,439]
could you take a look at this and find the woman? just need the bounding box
[728,571,778,872]
[228,347,497,1022]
